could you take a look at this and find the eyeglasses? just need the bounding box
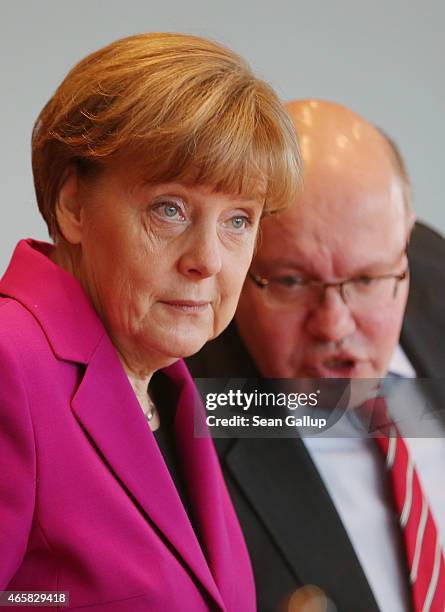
[248,268,409,311]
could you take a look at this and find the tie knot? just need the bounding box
[359,396,398,438]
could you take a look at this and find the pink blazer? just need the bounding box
[0,240,255,611]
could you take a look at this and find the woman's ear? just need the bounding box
[55,166,84,245]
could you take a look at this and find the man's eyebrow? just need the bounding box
[258,255,301,268]
[261,247,407,278]
[258,262,314,278]
[350,247,408,276]
[260,259,308,271]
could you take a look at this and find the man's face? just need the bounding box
[235,166,412,379]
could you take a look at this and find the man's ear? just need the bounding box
[55,166,84,245]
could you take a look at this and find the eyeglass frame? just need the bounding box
[247,268,409,306]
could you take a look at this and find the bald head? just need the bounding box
[287,99,383,166]
[285,99,413,220]
[235,99,416,379]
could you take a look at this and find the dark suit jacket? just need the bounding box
[186,221,445,612]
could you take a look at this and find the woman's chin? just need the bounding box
[143,330,212,363]
[167,338,209,360]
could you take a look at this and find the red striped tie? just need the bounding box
[365,397,445,612]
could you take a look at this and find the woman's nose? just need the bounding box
[306,285,356,342]
[177,227,223,279]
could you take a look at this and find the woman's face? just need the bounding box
[60,163,263,372]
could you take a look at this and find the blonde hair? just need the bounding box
[32,32,301,237]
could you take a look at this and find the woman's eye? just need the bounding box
[225,215,250,231]
[232,216,246,229]
[164,204,179,217]
[152,200,186,222]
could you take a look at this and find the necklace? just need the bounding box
[145,394,156,422]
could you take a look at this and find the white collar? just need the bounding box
[388,344,416,378]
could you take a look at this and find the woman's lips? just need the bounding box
[160,300,211,313]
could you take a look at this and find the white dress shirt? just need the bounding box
[302,345,445,612]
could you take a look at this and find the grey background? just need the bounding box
[1,0,443,273]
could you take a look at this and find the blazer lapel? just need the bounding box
[170,360,247,605]
[224,436,380,612]
[71,336,224,611]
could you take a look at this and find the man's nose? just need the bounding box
[177,227,223,279]
[305,285,356,342]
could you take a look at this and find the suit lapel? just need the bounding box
[403,221,445,384]
[187,324,379,608]
[402,285,442,380]
[71,336,224,611]
[402,280,445,427]
[224,436,380,611]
